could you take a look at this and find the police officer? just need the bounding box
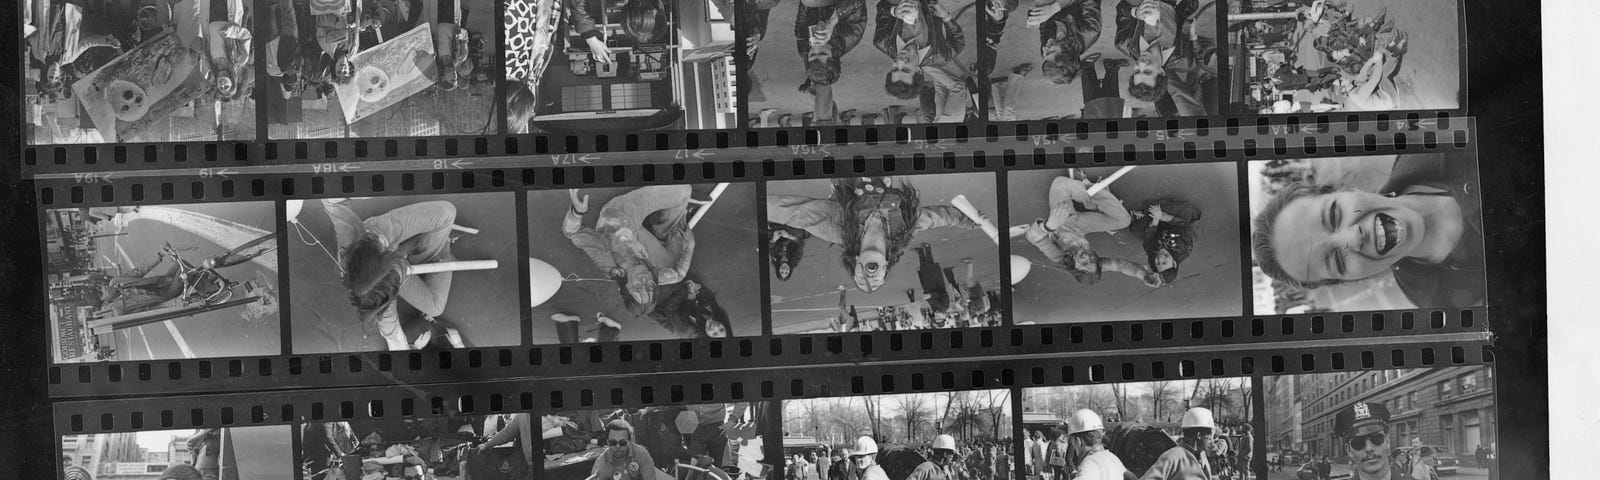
[1140,408,1216,480]
[1336,402,1417,480]
[909,435,960,480]
[1063,410,1129,480]
[851,436,891,480]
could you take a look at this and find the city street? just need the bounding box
[70,203,281,362]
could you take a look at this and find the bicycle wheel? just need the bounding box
[212,233,278,269]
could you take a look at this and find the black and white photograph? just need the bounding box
[1227,0,1461,114]
[43,203,281,363]
[1019,378,1254,480]
[978,0,1219,121]
[741,0,979,127]
[780,391,1013,480]
[503,0,738,134]
[526,184,759,343]
[300,414,554,480]
[286,194,521,353]
[1007,165,1242,324]
[1264,367,1498,480]
[540,403,772,480]
[766,175,1003,334]
[262,0,498,139]
[62,426,294,480]
[23,0,256,144]
[1248,153,1483,314]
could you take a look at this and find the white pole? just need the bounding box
[950,195,1000,245]
[688,183,730,229]
[1007,167,1138,238]
[405,260,498,275]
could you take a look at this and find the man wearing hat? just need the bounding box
[908,434,960,480]
[850,436,891,480]
[1336,402,1417,480]
[1064,410,1128,480]
[1140,407,1216,480]
[593,419,661,480]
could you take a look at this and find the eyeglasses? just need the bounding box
[607,439,631,447]
[1345,432,1386,451]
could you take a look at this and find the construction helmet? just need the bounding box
[1067,409,1105,435]
[851,436,879,456]
[1180,408,1217,432]
[933,434,957,451]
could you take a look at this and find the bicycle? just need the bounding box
[159,232,276,307]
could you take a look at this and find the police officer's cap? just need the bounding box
[1334,402,1390,437]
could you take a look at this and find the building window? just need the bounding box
[1439,381,1453,398]
[1460,373,1479,393]
[1408,392,1417,410]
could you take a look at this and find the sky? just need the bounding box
[135,430,187,452]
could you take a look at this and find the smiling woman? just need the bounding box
[1250,152,1483,311]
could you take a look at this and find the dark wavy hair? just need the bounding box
[884,70,924,100]
[834,179,920,279]
[806,56,843,87]
[342,231,410,324]
[1127,70,1168,102]
[1144,221,1196,285]
[768,223,809,281]
[159,464,204,480]
[1039,52,1080,84]
[1251,183,1340,289]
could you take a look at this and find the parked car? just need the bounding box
[1393,445,1461,475]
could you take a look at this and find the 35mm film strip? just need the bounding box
[17,0,1468,173]
[35,121,1486,399]
[51,345,1496,480]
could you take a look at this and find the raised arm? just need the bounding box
[872,0,899,57]
[563,194,619,272]
[766,195,846,244]
[913,205,983,232]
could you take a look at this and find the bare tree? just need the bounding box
[863,396,885,441]
[898,395,933,443]
[979,390,1012,439]
[1148,381,1176,421]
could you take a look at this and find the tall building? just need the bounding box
[1266,366,1496,458]
[104,433,143,463]
[1264,375,1300,453]
[61,434,106,474]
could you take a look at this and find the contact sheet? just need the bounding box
[2,0,1547,478]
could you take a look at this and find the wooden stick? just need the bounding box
[405,260,498,275]
[450,224,479,235]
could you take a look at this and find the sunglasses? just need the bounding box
[607,439,631,447]
[1345,432,1386,451]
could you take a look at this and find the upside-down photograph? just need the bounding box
[1264,367,1499,480]
[1018,378,1255,480]
[766,175,1003,334]
[285,194,522,353]
[43,203,281,363]
[62,426,294,480]
[262,0,498,139]
[525,184,760,343]
[503,0,738,134]
[741,0,979,127]
[980,0,1220,121]
[780,390,1013,480]
[23,0,257,144]
[1226,0,1462,114]
[1007,164,1242,324]
[539,403,772,480]
[1247,153,1483,314]
[302,412,652,480]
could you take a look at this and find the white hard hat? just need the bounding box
[851,436,879,456]
[1067,409,1105,435]
[932,434,957,451]
[1180,408,1217,431]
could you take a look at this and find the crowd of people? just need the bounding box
[794,435,1013,480]
[1020,407,1250,480]
[1240,0,1413,113]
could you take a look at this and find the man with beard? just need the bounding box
[1139,408,1215,480]
[1064,410,1128,480]
[766,177,987,293]
[592,420,661,480]
[1336,402,1417,480]
[794,0,868,125]
[1114,0,1216,116]
[872,0,971,122]
[909,435,960,480]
